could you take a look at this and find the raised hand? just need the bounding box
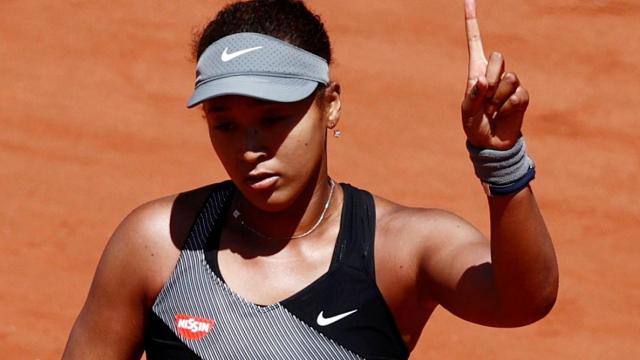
[461,0,529,150]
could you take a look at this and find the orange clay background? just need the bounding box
[1,0,639,358]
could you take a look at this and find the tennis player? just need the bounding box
[63,0,558,358]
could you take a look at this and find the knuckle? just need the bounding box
[470,82,483,97]
[490,97,502,107]
[511,96,529,109]
[503,72,520,86]
[461,101,471,114]
[517,88,530,104]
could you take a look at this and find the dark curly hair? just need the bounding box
[193,0,332,64]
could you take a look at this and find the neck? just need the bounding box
[233,172,340,247]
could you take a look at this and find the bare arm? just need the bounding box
[63,199,175,359]
[487,187,558,324]
[417,191,557,327]
[416,0,558,327]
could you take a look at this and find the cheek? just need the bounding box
[209,135,241,177]
[278,118,326,164]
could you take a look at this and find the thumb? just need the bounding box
[462,76,488,119]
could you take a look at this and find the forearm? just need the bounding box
[441,0,560,327]
[488,185,558,324]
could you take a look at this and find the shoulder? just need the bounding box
[370,191,487,294]
[343,184,479,252]
[372,192,481,249]
[100,182,224,306]
[115,181,227,249]
[63,183,225,357]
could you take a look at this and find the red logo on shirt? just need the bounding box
[175,314,215,340]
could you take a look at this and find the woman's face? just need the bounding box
[203,87,340,212]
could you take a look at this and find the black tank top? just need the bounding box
[144,181,409,359]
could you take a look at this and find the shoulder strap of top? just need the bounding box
[183,180,235,251]
[331,183,376,278]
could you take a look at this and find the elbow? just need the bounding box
[495,297,556,328]
[503,273,559,327]
[532,274,559,322]
[522,288,558,326]
[532,259,560,322]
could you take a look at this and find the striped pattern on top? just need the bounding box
[151,183,363,360]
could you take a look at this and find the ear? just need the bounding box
[320,82,342,129]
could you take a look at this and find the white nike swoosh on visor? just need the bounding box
[316,309,358,327]
[220,46,264,62]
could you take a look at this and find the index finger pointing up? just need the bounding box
[465,0,487,76]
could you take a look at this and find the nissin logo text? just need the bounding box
[174,314,215,340]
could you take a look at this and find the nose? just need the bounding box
[240,127,267,164]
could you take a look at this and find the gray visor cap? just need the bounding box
[187,33,330,108]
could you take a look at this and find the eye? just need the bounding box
[213,121,236,133]
[262,115,288,126]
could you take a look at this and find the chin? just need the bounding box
[236,180,299,213]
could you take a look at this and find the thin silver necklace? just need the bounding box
[232,179,336,241]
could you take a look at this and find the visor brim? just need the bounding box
[187,76,320,108]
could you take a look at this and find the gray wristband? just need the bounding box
[466,137,536,196]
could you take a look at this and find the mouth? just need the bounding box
[244,172,279,190]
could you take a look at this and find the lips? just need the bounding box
[244,172,279,190]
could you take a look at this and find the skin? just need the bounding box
[63,0,558,357]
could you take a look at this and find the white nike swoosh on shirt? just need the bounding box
[220,46,264,62]
[316,309,358,326]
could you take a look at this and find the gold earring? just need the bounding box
[333,129,342,138]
